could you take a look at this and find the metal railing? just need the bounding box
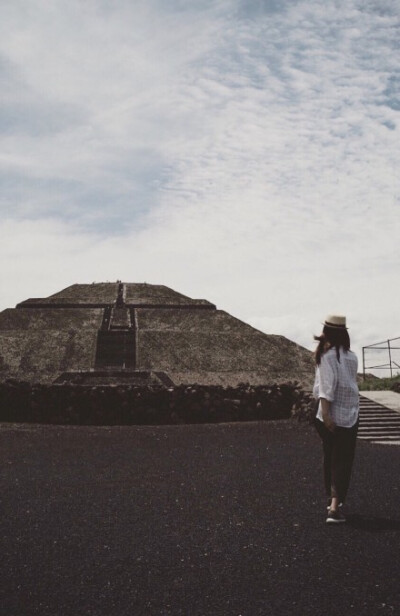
[362,336,400,379]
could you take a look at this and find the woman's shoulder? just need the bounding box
[320,347,338,366]
[322,347,357,362]
[342,348,357,359]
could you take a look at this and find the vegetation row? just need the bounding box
[358,374,400,392]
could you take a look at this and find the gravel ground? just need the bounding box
[0,419,399,616]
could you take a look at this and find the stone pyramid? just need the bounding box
[0,282,314,387]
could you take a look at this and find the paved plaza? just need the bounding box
[0,419,399,615]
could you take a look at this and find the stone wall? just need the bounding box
[0,380,311,426]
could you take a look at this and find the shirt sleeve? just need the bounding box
[318,352,338,402]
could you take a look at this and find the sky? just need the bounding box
[1,0,399,374]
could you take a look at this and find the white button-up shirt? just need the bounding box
[313,347,359,428]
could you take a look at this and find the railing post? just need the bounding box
[388,340,393,378]
[362,346,366,381]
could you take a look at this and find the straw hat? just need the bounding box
[323,315,347,329]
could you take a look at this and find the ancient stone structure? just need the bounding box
[0,282,314,387]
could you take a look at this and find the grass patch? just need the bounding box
[359,374,400,391]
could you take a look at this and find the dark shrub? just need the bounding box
[0,380,312,426]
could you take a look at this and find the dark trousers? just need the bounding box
[314,418,358,504]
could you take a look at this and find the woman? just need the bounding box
[313,315,359,524]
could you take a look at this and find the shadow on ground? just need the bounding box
[346,514,400,532]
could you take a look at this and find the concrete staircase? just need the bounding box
[358,395,400,444]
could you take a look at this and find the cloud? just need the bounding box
[0,0,399,374]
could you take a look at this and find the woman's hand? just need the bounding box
[324,416,336,433]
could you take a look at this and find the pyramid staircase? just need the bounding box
[95,329,135,368]
[95,284,136,369]
[358,395,400,444]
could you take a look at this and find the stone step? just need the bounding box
[359,408,395,413]
[358,395,400,445]
[359,413,400,418]
[367,440,400,445]
[360,426,399,431]
[359,415,400,420]
[359,405,393,411]
[359,424,400,429]
[358,428,400,435]
[358,434,400,441]
[359,404,394,409]
[359,415,394,418]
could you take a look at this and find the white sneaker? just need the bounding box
[326,509,346,524]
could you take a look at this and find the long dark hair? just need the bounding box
[314,325,351,365]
